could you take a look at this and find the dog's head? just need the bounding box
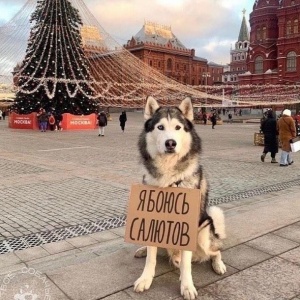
[141,96,195,158]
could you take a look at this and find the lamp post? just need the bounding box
[202,72,211,110]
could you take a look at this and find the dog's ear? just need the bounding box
[179,97,193,122]
[144,96,160,120]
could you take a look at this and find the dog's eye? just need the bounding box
[157,125,164,130]
[175,125,181,130]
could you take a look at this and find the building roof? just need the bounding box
[253,0,280,9]
[208,61,224,67]
[132,21,187,49]
[238,9,250,42]
[193,56,208,62]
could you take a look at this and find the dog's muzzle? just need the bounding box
[165,139,177,153]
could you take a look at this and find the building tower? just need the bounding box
[223,9,250,84]
[239,0,280,85]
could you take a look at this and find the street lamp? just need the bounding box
[202,72,211,108]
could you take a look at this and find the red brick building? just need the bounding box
[240,0,300,85]
[124,21,211,86]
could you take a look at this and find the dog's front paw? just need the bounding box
[134,276,153,293]
[212,259,226,275]
[134,246,147,258]
[181,283,198,300]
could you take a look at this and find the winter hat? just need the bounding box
[282,109,291,116]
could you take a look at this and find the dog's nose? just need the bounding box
[165,139,177,151]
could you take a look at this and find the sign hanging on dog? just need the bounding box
[125,184,201,251]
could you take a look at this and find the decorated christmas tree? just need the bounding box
[13,0,98,115]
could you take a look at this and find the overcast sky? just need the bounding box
[0,0,254,64]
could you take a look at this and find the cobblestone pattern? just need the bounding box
[0,113,299,245]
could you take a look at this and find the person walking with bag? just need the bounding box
[260,110,278,163]
[119,111,127,132]
[97,111,107,136]
[277,109,296,166]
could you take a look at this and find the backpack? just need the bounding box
[49,115,55,125]
[98,114,106,126]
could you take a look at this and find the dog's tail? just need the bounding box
[207,206,226,240]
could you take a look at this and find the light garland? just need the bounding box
[0,0,300,110]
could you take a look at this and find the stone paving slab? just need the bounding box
[0,272,70,300]
[245,233,299,256]
[273,225,300,244]
[47,248,175,300]
[221,244,271,270]
[200,257,300,300]
[279,247,300,265]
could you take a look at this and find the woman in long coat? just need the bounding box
[260,110,278,163]
[277,109,296,166]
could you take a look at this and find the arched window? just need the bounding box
[287,51,297,71]
[255,56,264,74]
[294,19,298,34]
[262,27,267,39]
[256,27,261,40]
[287,20,292,35]
[167,58,172,70]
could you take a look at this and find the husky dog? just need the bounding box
[133,96,226,300]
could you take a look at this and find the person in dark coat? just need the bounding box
[260,110,278,163]
[210,112,217,129]
[97,111,108,136]
[119,111,127,132]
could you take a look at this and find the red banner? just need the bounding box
[61,113,97,130]
[9,112,97,130]
[8,112,39,130]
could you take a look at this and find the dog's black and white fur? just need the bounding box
[133,96,226,300]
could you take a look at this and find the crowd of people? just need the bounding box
[36,108,63,132]
[260,109,298,166]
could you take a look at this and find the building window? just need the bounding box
[256,27,261,40]
[294,19,298,34]
[262,27,267,39]
[287,20,292,36]
[287,51,297,71]
[167,58,172,70]
[255,56,263,74]
[149,60,152,67]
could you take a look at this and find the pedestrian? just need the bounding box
[48,112,56,131]
[203,112,207,125]
[55,111,63,131]
[2,111,6,120]
[228,113,233,124]
[119,111,127,132]
[0,109,2,120]
[210,111,217,129]
[260,110,278,163]
[97,111,107,136]
[37,108,48,132]
[277,109,297,166]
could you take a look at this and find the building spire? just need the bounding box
[238,9,249,42]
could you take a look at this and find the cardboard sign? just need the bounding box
[125,184,201,251]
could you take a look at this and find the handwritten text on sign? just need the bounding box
[125,184,201,251]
